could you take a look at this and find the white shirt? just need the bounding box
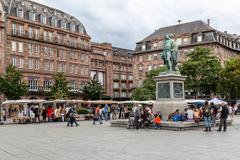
[187,109,194,119]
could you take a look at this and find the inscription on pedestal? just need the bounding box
[157,82,170,99]
[173,82,183,98]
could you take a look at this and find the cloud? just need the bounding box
[34,0,240,49]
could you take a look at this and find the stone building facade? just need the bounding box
[133,20,240,87]
[0,0,133,100]
[91,43,133,100]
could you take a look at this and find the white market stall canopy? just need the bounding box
[208,98,227,105]
[118,100,155,105]
[2,99,46,105]
[86,100,119,104]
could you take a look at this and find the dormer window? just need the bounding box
[17,8,24,18]
[40,14,47,24]
[28,11,36,21]
[51,17,58,27]
[70,22,76,32]
[197,35,202,42]
[60,19,67,29]
[79,25,84,33]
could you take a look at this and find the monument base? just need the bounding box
[153,72,187,121]
[153,100,188,120]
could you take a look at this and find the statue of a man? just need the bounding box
[161,34,179,72]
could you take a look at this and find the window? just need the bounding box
[79,26,84,33]
[49,32,53,42]
[28,44,33,55]
[18,42,23,53]
[142,44,146,51]
[70,22,76,32]
[153,43,157,49]
[153,53,158,60]
[90,71,97,80]
[183,38,189,44]
[19,58,24,68]
[35,28,39,39]
[12,23,17,35]
[28,11,36,21]
[12,57,17,66]
[114,92,119,98]
[121,83,127,89]
[49,48,53,57]
[148,65,152,71]
[34,59,39,70]
[17,8,24,18]
[29,27,33,38]
[51,17,58,27]
[61,20,67,29]
[28,78,38,91]
[148,54,152,61]
[139,66,143,71]
[128,75,133,80]
[69,81,77,92]
[28,59,33,69]
[197,35,202,42]
[139,55,143,62]
[121,92,127,98]
[98,71,104,85]
[49,61,54,71]
[35,45,40,55]
[40,15,47,24]
[44,47,48,56]
[44,61,49,71]
[121,75,126,80]
[114,82,119,89]
[44,31,48,41]
[44,80,52,91]
[176,38,182,46]
[19,25,24,36]
[113,74,119,79]
[12,41,17,51]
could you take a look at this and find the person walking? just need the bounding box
[217,103,229,132]
[103,104,109,121]
[203,101,212,132]
[210,102,218,129]
[93,106,103,125]
[134,105,141,130]
[67,107,79,127]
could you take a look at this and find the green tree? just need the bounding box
[50,72,69,99]
[180,47,221,98]
[132,67,167,100]
[0,65,28,100]
[217,56,240,103]
[80,79,105,100]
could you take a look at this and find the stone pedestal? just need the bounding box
[153,72,188,120]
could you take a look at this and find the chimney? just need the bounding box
[177,20,181,24]
[207,19,210,26]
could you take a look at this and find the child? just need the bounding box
[154,115,161,129]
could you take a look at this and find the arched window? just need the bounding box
[40,14,47,24]
[60,19,67,29]
[16,8,24,18]
[51,16,58,27]
[79,25,84,33]
[28,10,36,21]
[70,22,76,32]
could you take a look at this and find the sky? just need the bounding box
[34,0,240,50]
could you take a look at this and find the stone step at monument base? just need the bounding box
[111,119,233,131]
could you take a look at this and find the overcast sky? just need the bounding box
[34,0,240,49]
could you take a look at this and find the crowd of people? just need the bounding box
[167,101,235,132]
[0,101,238,132]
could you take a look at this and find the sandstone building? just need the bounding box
[133,20,240,87]
[0,0,133,100]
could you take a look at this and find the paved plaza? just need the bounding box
[1,117,240,160]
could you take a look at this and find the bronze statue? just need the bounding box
[161,34,179,72]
